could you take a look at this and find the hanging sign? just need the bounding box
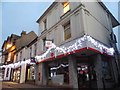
[45,40,53,48]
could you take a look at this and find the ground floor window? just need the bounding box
[2,68,5,79]
[12,67,21,82]
[48,59,69,85]
[26,65,35,81]
[77,60,97,88]
[102,60,112,81]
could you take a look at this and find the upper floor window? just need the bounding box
[34,44,37,56]
[42,37,46,51]
[30,47,32,58]
[20,51,22,61]
[16,54,18,61]
[6,43,12,49]
[43,19,47,30]
[63,2,70,14]
[110,33,117,43]
[64,21,71,40]
[7,52,11,62]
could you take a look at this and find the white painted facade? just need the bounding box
[37,0,117,53]
[14,42,37,62]
[13,41,37,83]
[36,0,119,88]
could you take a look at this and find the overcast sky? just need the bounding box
[0,1,119,51]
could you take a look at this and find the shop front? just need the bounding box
[48,58,69,86]
[12,67,21,83]
[25,64,36,84]
[3,67,12,81]
[35,35,118,88]
[1,68,5,79]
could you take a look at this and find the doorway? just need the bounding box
[77,63,97,89]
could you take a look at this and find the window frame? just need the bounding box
[62,2,70,14]
[30,47,32,58]
[20,51,22,61]
[63,21,71,40]
[34,43,37,56]
[43,19,47,30]
[42,37,46,51]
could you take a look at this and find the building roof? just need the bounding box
[36,2,57,23]
[15,31,37,51]
[36,1,119,28]
[1,34,20,49]
[27,37,38,47]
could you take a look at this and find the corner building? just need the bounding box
[36,0,120,89]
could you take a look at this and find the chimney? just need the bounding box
[21,31,26,37]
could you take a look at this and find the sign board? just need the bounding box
[45,40,53,48]
[30,57,36,63]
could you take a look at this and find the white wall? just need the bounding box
[81,0,112,46]
[38,0,114,51]
[14,41,38,62]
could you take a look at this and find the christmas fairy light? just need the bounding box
[0,35,115,69]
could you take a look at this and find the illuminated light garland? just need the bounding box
[86,35,114,55]
[0,35,115,69]
[0,59,34,69]
[35,43,66,62]
[50,64,69,70]
[35,35,114,63]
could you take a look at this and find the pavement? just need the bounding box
[1,81,73,90]
[1,81,120,90]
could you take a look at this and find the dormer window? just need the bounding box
[63,2,70,14]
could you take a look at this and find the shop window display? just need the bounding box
[102,61,112,81]
[48,60,69,85]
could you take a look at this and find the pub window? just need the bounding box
[64,21,71,40]
[62,2,70,14]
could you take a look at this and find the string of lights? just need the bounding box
[0,35,114,69]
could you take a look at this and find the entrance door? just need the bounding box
[77,64,97,89]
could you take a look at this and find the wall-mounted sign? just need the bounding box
[45,40,53,48]
[30,57,36,63]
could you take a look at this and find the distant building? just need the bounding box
[13,31,37,83]
[1,34,20,80]
[36,0,120,89]
[1,31,38,83]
